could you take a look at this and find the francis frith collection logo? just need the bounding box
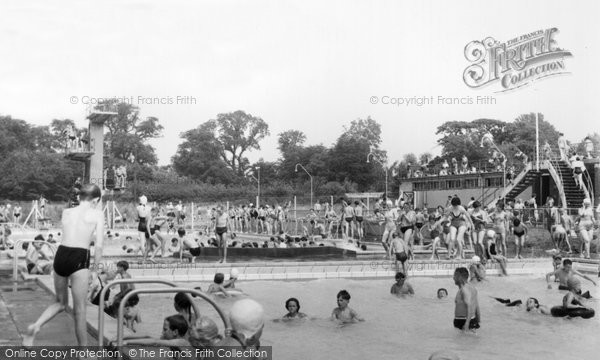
[463,28,572,92]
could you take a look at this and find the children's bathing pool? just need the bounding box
[104,276,599,360]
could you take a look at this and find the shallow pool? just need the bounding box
[111,276,599,360]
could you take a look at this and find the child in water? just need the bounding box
[207,273,230,297]
[331,290,364,323]
[282,298,307,320]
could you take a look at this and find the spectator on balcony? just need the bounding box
[583,136,594,159]
[558,133,568,161]
[451,158,459,175]
[542,141,552,160]
[461,155,469,174]
[515,149,528,165]
[506,166,516,185]
[63,124,76,150]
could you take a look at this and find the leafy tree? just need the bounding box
[278,130,306,154]
[211,110,270,176]
[172,122,236,184]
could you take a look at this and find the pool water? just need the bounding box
[115,276,599,360]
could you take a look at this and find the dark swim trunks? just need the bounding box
[453,318,480,330]
[216,226,227,235]
[27,263,35,273]
[400,225,414,234]
[189,247,201,256]
[395,251,408,263]
[356,216,364,223]
[53,245,90,277]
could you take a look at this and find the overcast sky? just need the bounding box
[1,0,598,165]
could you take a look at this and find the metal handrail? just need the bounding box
[581,169,594,208]
[12,240,57,282]
[116,287,232,347]
[98,278,179,346]
[545,160,568,208]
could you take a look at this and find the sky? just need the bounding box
[1,0,598,166]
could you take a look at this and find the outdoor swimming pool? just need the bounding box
[108,276,600,360]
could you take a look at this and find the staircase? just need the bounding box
[550,159,587,208]
[504,170,541,203]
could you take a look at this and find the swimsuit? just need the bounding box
[138,216,148,233]
[216,226,227,235]
[53,245,90,277]
[345,217,353,223]
[415,223,423,229]
[356,216,363,223]
[513,229,525,237]
[400,225,414,233]
[453,318,480,330]
[395,251,408,263]
[189,247,201,256]
[450,211,466,228]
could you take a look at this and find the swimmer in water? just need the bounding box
[491,297,551,315]
[390,272,414,296]
[437,288,448,299]
[453,267,480,333]
[282,298,307,320]
[546,259,596,297]
[207,273,231,297]
[331,290,364,323]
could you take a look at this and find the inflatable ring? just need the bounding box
[550,306,595,319]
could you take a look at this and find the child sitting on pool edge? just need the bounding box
[331,290,364,323]
[283,297,307,320]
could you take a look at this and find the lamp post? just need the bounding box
[367,152,388,198]
[295,164,313,207]
[128,153,136,200]
[481,132,506,203]
[247,167,261,207]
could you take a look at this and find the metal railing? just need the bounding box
[98,278,180,346]
[545,159,568,208]
[12,240,57,282]
[116,287,232,347]
[582,170,594,208]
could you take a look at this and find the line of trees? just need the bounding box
[0,106,597,202]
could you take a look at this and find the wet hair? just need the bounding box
[214,273,225,284]
[79,184,102,201]
[360,244,367,251]
[285,297,300,311]
[395,272,406,280]
[337,290,351,300]
[177,228,186,237]
[117,260,129,271]
[174,292,192,313]
[563,259,572,266]
[496,202,505,210]
[450,197,461,206]
[354,201,359,205]
[437,288,448,296]
[526,297,540,311]
[126,293,140,307]
[34,234,45,241]
[454,267,469,280]
[472,201,481,209]
[165,314,188,337]
[513,218,521,227]
[171,237,178,243]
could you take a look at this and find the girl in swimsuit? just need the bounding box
[439,197,473,259]
[575,199,596,259]
[145,207,168,261]
[469,201,488,259]
[490,202,508,257]
[137,196,151,254]
[512,218,527,259]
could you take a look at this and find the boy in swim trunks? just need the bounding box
[512,218,527,259]
[331,290,364,323]
[453,267,480,332]
[390,233,409,274]
[390,272,414,296]
[23,184,104,347]
[546,259,596,295]
[176,228,202,263]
